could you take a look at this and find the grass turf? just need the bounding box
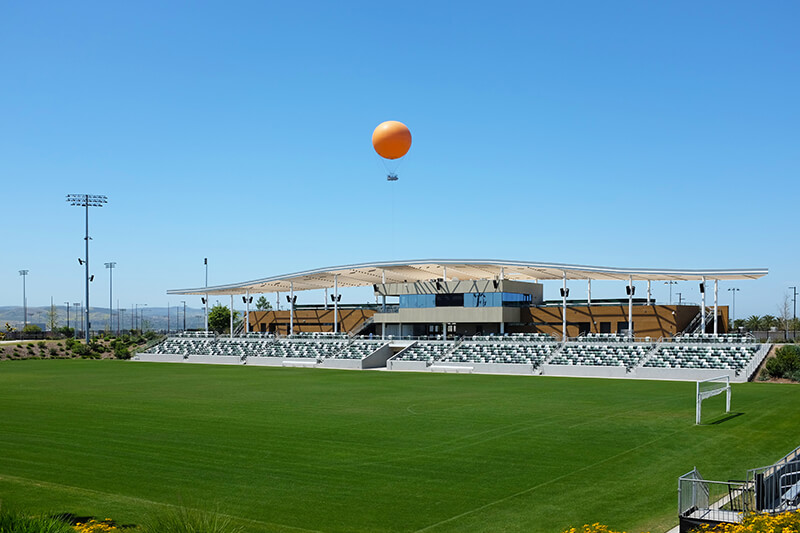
[0,360,798,533]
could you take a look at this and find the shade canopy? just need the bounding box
[167,259,768,296]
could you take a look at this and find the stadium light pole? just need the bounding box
[181,301,186,331]
[676,292,683,306]
[727,288,740,329]
[104,262,116,333]
[790,286,797,340]
[67,193,107,344]
[65,302,70,331]
[139,304,148,331]
[664,281,677,305]
[19,270,29,329]
[73,303,81,338]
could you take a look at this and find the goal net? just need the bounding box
[696,375,731,425]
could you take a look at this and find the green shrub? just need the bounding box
[71,343,91,357]
[55,326,73,337]
[0,506,74,533]
[48,347,58,357]
[113,345,131,360]
[139,505,243,533]
[766,345,800,379]
[22,324,42,334]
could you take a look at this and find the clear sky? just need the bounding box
[1,1,798,319]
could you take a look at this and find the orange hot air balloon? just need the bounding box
[372,121,412,159]
[372,121,412,181]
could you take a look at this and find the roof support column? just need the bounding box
[334,274,339,334]
[381,270,386,340]
[289,282,294,336]
[647,280,651,306]
[701,276,706,335]
[230,294,234,339]
[443,266,447,281]
[714,279,718,336]
[324,288,328,310]
[628,275,634,339]
[587,279,592,306]
[245,290,250,335]
[562,271,567,341]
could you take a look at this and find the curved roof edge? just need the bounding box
[167,259,769,296]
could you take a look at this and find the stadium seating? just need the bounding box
[643,344,760,371]
[333,341,386,359]
[581,333,631,343]
[284,340,348,359]
[471,333,555,342]
[141,332,768,380]
[441,342,554,365]
[394,342,453,362]
[549,343,652,369]
[675,333,756,344]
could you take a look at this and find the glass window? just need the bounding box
[435,293,464,307]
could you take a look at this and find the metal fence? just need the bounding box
[679,469,749,524]
[679,446,800,532]
[748,446,800,513]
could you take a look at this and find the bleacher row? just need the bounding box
[147,337,380,360]
[144,333,765,375]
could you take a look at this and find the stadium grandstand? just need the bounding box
[133,260,774,381]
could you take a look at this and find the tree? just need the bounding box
[208,304,241,334]
[744,315,761,331]
[255,296,272,311]
[777,292,792,340]
[761,315,778,330]
[22,324,42,333]
[47,302,59,332]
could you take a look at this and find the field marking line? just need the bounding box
[0,473,324,533]
[411,426,687,533]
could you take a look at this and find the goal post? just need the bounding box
[696,375,731,425]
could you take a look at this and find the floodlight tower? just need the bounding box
[67,193,107,344]
[19,270,29,328]
[105,262,116,333]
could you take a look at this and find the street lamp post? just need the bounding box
[19,270,29,329]
[727,287,740,329]
[104,262,116,333]
[67,193,107,344]
[181,301,186,331]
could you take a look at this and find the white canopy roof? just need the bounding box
[167,259,768,296]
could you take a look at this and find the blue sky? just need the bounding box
[1,1,798,319]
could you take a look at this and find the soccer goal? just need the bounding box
[696,375,731,425]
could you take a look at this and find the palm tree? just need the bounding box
[761,315,778,330]
[744,315,761,331]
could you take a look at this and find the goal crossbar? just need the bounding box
[696,375,731,425]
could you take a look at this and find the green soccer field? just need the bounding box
[1,360,798,533]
